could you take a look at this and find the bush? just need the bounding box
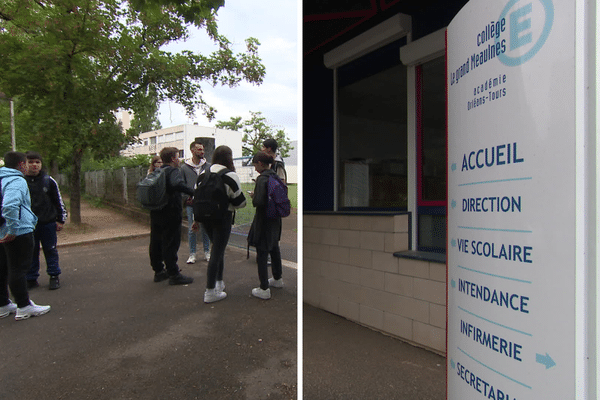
[82,154,153,172]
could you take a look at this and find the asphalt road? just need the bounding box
[0,237,297,400]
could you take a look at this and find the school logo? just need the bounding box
[497,0,554,66]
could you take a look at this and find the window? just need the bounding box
[416,56,446,252]
[337,39,408,209]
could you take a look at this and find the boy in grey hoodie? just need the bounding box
[181,140,211,264]
[0,151,51,320]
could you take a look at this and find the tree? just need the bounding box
[127,88,163,137]
[0,0,265,223]
[0,96,51,159]
[216,111,293,158]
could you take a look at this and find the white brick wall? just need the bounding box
[303,213,447,355]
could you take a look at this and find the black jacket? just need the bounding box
[159,166,194,212]
[247,169,281,251]
[25,172,68,225]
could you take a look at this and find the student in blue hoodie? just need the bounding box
[0,151,51,320]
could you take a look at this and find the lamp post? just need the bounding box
[9,99,15,151]
[0,92,16,151]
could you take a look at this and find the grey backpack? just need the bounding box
[136,168,169,210]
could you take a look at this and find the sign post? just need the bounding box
[446,0,596,398]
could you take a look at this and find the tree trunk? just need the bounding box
[49,158,59,177]
[69,148,83,225]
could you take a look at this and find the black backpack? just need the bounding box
[193,169,230,222]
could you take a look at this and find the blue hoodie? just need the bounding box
[0,167,37,238]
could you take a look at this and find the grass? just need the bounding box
[235,183,297,226]
[73,183,298,228]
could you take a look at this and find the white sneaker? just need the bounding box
[215,280,226,293]
[204,251,211,262]
[252,287,271,300]
[0,300,17,318]
[186,253,196,264]
[268,278,284,288]
[15,301,51,320]
[204,288,227,303]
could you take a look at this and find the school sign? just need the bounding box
[447,0,598,398]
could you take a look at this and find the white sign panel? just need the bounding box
[447,0,575,398]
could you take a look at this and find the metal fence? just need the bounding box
[84,166,147,207]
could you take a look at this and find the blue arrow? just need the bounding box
[450,359,456,369]
[451,199,457,209]
[451,239,457,247]
[451,279,456,289]
[451,163,457,172]
[536,353,556,369]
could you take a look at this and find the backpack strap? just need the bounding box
[197,167,228,185]
[217,168,229,177]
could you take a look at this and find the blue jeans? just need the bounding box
[26,221,60,281]
[186,205,210,255]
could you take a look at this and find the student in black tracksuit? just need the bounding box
[149,147,195,286]
[24,151,68,290]
[247,151,283,300]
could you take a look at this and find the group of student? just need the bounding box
[0,151,68,321]
[0,138,287,322]
[148,138,286,303]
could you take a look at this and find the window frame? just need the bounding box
[400,28,447,253]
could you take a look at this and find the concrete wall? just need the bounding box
[303,213,446,354]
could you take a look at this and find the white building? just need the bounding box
[115,110,132,132]
[122,123,243,161]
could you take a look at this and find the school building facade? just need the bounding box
[122,123,243,162]
[303,0,469,355]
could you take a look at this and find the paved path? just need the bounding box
[3,198,448,399]
[1,200,297,400]
[303,305,446,399]
[57,200,150,247]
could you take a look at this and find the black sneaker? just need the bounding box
[49,276,60,290]
[27,280,39,290]
[168,273,193,285]
[154,270,169,282]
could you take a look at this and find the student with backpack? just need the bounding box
[192,145,246,303]
[24,151,68,290]
[0,151,51,320]
[147,147,195,286]
[247,151,288,300]
[262,138,287,184]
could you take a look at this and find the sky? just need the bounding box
[158,0,299,141]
